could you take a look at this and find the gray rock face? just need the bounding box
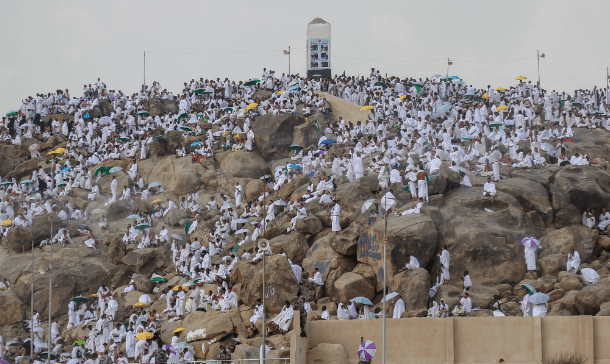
[251,114,306,160]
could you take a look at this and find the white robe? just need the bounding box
[524,245,539,271]
[566,251,580,272]
[331,203,341,232]
[392,298,406,318]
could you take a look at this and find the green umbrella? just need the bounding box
[119,137,130,141]
[94,166,111,176]
[414,85,422,93]
[6,110,18,116]
[441,77,452,82]
[137,111,149,116]
[439,102,452,114]
[489,123,503,127]
[135,224,149,230]
[73,341,87,346]
[289,144,302,150]
[180,126,192,131]
[151,277,166,282]
[413,81,423,86]
[375,82,387,87]
[58,182,67,187]
[194,88,206,95]
[464,92,476,97]
[0,181,12,186]
[20,180,34,185]
[153,135,166,140]
[454,80,466,85]
[178,113,189,121]
[73,296,88,304]
[244,79,261,86]
[185,221,193,234]
[312,74,322,78]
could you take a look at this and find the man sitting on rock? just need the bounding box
[483,177,496,202]
[307,268,324,289]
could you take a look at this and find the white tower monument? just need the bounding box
[306,17,331,79]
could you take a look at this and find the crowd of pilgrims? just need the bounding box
[2,66,610,363]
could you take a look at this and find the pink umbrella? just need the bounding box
[28,143,40,152]
[520,237,540,248]
[358,340,376,361]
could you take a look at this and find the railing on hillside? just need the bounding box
[128,359,289,364]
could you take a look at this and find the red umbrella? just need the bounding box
[28,144,40,152]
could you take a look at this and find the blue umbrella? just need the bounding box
[235,218,249,224]
[148,182,161,188]
[289,164,302,170]
[528,292,549,304]
[321,139,336,145]
[127,215,140,219]
[171,234,183,241]
[350,297,373,305]
[60,167,71,173]
[109,166,122,173]
[190,141,203,147]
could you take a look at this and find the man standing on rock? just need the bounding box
[330,200,341,234]
[438,245,450,284]
[110,176,117,203]
[234,182,242,206]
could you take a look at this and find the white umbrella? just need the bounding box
[361,199,376,214]
[33,326,45,332]
[581,268,600,284]
[457,167,471,175]
[235,228,249,234]
[380,292,400,303]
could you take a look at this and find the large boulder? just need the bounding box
[0,246,117,319]
[295,215,323,235]
[303,235,357,298]
[307,343,348,364]
[357,213,437,289]
[540,254,568,276]
[539,225,598,262]
[551,165,610,212]
[574,278,610,315]
[235,255,299,313]
[293,119,323,149]
[138,156,204,195]
[251,114,306,160]
[216,150,268,178]
[107,234,127,264]
[331,219,365,256]
[122,248,172,276]
[268,233,309,265]
[333,272,375,303]
[496,177,553,227]
[389,268,430,316]
[0,290,24,325]
[232,345,260,360]
[438,187,540,285]
[549,183,581,228]
[245,179,265,201]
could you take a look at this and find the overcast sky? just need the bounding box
[1,0,609,113]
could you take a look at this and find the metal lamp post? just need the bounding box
[537,50,545,86]
[283,47,291,76]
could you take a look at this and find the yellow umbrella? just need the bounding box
[0,220,11,226]
[360,106,374,111]
[133,302,147,308]
[482,93,490,99]
[515,76,527,80]
[136,332,154,340]
[50,148,66,154]
[172,285,189,291]
[247,103,258,110]
[495,105,509,111]
[276,90,285,96]
[152,199,163,204]
[172,328,185,334]
[399,95,407,100]
[89,294,98,298]
[495,87,506,91]
[0,287,7,290]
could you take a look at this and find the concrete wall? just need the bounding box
[317,91,371,124]
[295,316,610,364]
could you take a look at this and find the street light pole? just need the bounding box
[537,50,545,87]
[283,47,291,76]
[47,219,54,364]
[30,238,34,361]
